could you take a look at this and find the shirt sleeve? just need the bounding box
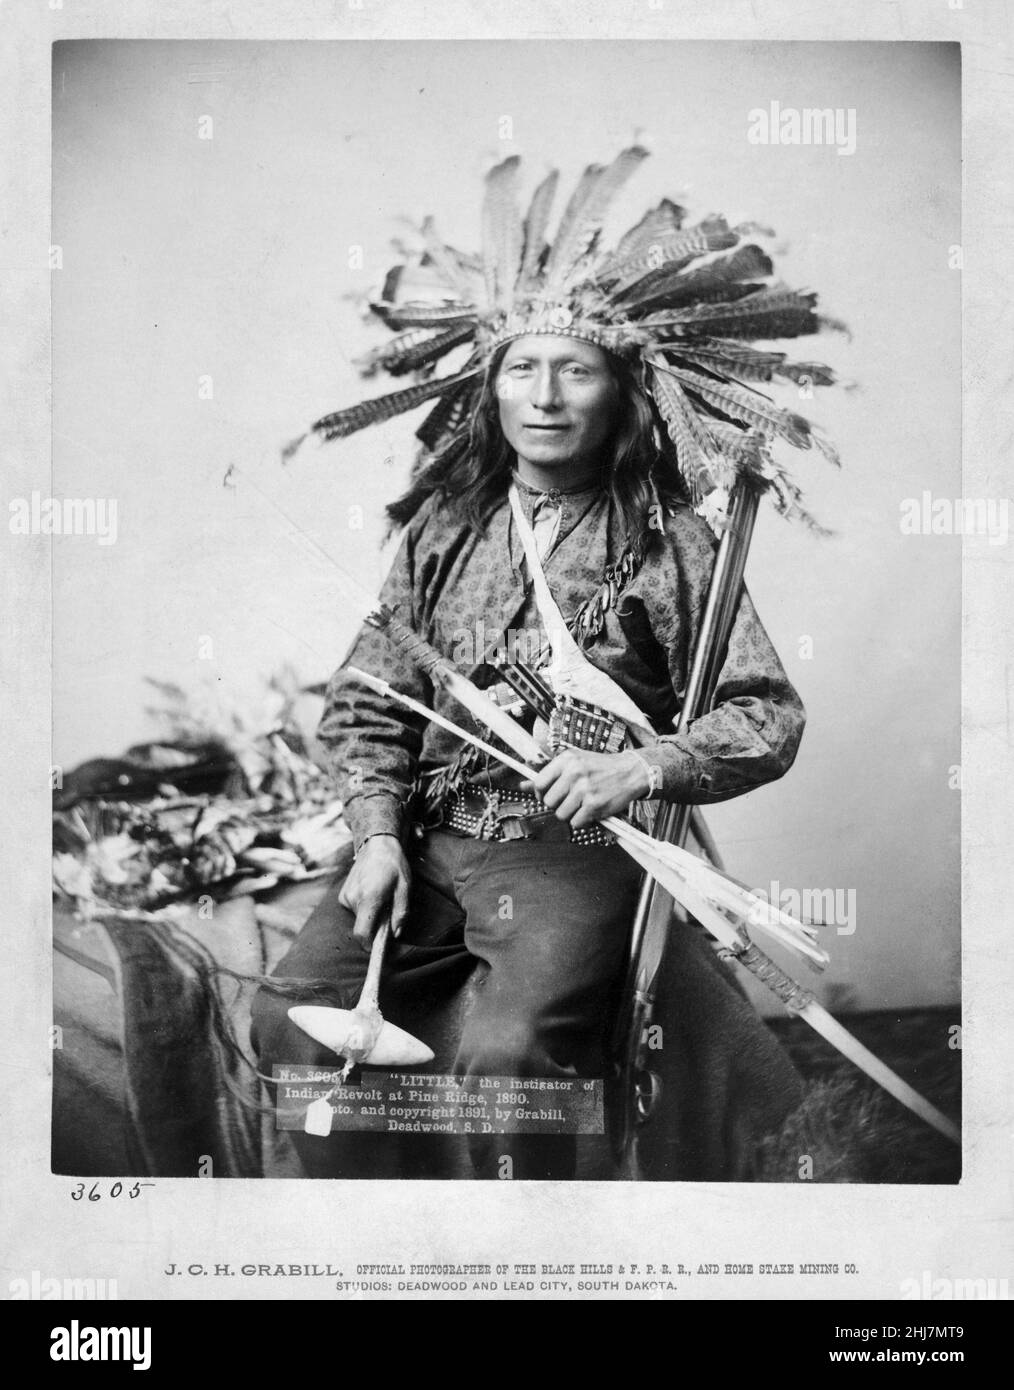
[635,508,806,804]
[315,507,434,852]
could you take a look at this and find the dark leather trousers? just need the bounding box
[251,826,644,1179]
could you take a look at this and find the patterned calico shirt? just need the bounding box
[318,475,806,851]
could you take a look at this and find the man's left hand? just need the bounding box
[521,748,655,829]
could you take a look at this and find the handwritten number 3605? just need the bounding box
[71,1182,154,1201]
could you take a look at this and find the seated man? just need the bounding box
[252,331,807,1179]
[252,147,832,1179]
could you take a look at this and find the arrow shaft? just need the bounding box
[349,665,959,1145]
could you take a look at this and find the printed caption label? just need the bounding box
[273,1068,603,1134]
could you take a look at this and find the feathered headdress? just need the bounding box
[286,145,843,530]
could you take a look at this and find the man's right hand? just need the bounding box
[338,834,412,951]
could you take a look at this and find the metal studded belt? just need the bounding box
[436,785,614,848]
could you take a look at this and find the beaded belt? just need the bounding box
[436,785,614,848]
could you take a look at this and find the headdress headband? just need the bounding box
[287,145,842,529]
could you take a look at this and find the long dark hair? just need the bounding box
[385,343,689,557]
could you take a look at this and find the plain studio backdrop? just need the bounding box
[51,40,960,1017]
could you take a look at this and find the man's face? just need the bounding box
[495,335,619,473]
